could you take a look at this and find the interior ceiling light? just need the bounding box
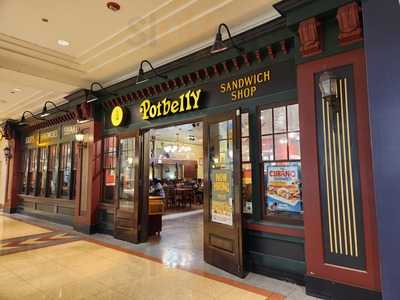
[107,2,121,12]
[57,39,70,47]
[41,18,49,22]
[210,23,243,54]
[10,88,21,94]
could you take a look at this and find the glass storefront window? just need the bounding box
[58,143,72,198]
[103,136,117,203]
[27,149,37,195]
[209,119,234,226]
[241,113,252,212]
[20,151,29,194]
[260,104,302,222]
[37,147,48,196]
[47,145,57,197]
[119,137,135,210]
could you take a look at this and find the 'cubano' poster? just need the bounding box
[266,165,302,213]
[211,169,233,225]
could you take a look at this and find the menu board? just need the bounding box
[266,165,302,213]
[211,169,233,225]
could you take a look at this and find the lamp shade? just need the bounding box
[136,67,148,84]
[210,32,228,54]
[75,132,85,142]
[40,105,50,117]
[318,71,337,98]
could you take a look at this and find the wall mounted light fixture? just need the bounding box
[3,146,11,160]
[40,101,69,118]
[19,111,45,126]
[136,60,168,84]
[319,71,340,114]
[210,23,243,54]
[86,82,118,103]
[75,131,87,148]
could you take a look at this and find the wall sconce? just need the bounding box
[19,111,45,126]
[40,101,69,118]
[86,82,118,103]
[318,71,340,114]
[3,146,11,160]
[136,60,168,84]
[210,23,243,54]
[75,131,87,148]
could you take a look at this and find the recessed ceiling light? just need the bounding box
[41,18,49,23]
[107,2,121,12]
[10,88,21,94]
[57,39,70,47]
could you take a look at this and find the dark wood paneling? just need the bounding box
[298,48,380,290]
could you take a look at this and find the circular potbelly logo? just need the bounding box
[111,106,124,127]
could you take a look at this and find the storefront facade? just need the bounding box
[1,1,383,299]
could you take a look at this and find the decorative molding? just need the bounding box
[336,2,363,46]
[298,17,322,57]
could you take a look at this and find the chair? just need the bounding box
[164,186,176,208]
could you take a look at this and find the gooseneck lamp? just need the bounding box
[210,23,243,54]
[86,82,118,103]
[40,101,69,118]
[136,60,168,84]
[19,111,45,126]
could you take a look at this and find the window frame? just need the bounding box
[257,101,303,225]
[58,142,73,199]
[102,135,118,204]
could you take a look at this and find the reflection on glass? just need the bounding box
[273,106,286,133]
[59,143,72,198]
[103,136,117,203]
[28,149,37,195]
[119,138,135,210]
[288,104,299,131]
[242,162,252,203]
[261,135,274,161]
[288,132,301,160]
[47,145,57,197]
[274,133,288,161]
[209,120,234,226]
[38,148,48,196]
[261,109,273,135]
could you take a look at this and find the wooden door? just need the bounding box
[203,109,245,277]
[114,131,141,243]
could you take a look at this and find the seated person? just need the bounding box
[149,178,165,198]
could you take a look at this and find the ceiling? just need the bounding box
[0,0,281,122]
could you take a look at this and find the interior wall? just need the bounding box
[363,1,400,299]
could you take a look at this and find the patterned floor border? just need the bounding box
[2,213,284,300]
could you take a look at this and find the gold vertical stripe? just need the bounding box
[322,98,334,252]
[326,101,338,253]
[332,110,343,254]
[344,78,359,257]
[340,79,354,256]
[337,108,348,255]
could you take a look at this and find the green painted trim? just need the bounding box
[248,250,306,275]
[247,228,304,244]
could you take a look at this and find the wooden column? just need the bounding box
[4,137,22,213]
[73,120,103,234]
[297,48,380,291]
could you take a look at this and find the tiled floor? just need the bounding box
[0,212,320,299]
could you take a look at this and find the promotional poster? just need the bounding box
[211,169,233,225]
[266,165,302,213]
